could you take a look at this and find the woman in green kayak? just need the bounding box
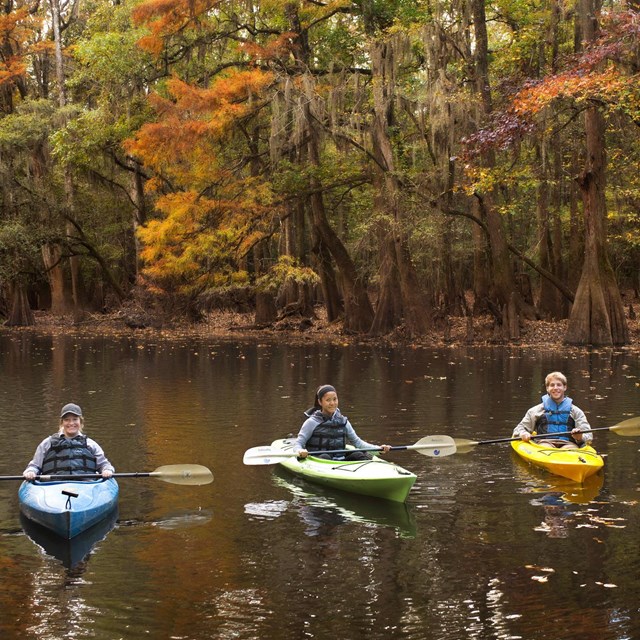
[293,384,391,461]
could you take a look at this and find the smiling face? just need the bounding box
[60,413,83,437]
[318,391,339,416]
[546,377,567,403]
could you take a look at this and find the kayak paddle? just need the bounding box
[453,416,640,454]
[243,435,457,466]
[0,464,214,485]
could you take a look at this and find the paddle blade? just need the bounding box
[243,446,293,466]
[409,436,457,457]
[451,438,481,454]
[609,416,640,436]
[151,464,213,485]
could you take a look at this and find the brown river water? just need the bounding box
[0,333,638,639]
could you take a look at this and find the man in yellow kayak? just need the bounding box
[513,371,593,449]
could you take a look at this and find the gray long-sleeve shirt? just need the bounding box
[512,402,592,444]
[23,435,115,476]
[292,409,375,454]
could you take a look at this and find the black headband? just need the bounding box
[316,385,336,401]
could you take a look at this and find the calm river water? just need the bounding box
[0,331,638,640]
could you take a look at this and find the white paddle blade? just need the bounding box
[243,446,295,466]
[409,435,457,457]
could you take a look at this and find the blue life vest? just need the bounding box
[535,395,576,442]
[304,409,348,455]
[40,434,98,475]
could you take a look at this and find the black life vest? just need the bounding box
[40,434,98,475]
[305,412,348,453]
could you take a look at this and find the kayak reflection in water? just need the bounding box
[23,403,115,480]
[292,385,391,461]
[512,371,593,450]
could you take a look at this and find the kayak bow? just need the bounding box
[510,440,604,483]
[19,477,119,539]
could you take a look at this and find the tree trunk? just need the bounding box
[130,156,148,282]
[41,244,69,313]
[6,283,35,326]
[255,291,278,325]
[309,225,343,322]
[470,0,537,325]
[471,218,490,313]
[284,4,373,333]
[52,0,85,320]
[304,97,374,332]
[369,227,403,335]
[369,39,430,336]
[565,0,629,345]
[277,202,315,316]
[536,147,563,319]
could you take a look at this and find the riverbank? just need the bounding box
[4,304,640,351]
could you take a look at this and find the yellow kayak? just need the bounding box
[511,440,604,483]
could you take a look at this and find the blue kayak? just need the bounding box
[19,478,119,539]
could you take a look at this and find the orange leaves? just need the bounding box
[241,33,297,64]
[511,10,640,118]
[132,0,223,54]
[513,67,630,117]
[165,71,273,121]
[0,8,43,88]
[126,69,272,189]
[127,66,280,293]
[0,8,38,40]
[0,58,27,86]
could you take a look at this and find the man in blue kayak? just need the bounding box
[23,403,115,480]
[513,371,593,449]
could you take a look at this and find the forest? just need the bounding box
[0,0,638,345]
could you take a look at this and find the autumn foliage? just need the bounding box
[125,69,277,295]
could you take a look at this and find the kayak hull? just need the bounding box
[19,478,119,539]
[271,439,417,502]
[21,508,118,568]
[511,440,604,483]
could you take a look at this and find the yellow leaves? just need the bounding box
[254,255,320,294]
[136,173,282,294]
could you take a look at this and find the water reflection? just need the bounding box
[513,455,605,504]
[244,468,417,538]
[20,509,118,570]
[1,334,640,640]
[118,508,213,530]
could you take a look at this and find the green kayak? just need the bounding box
[270,438,417,502]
